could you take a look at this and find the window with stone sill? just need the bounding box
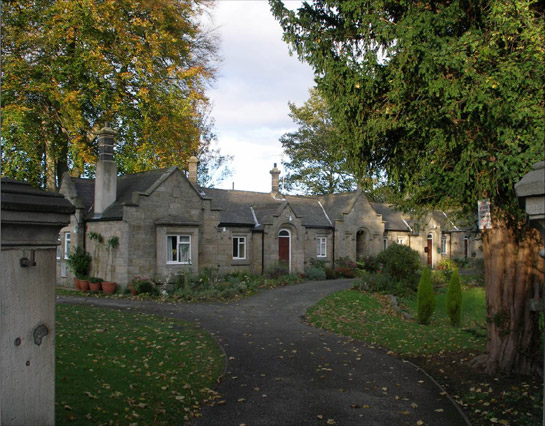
[441,235,448,255]
[167,235,191,264]
[317,237,327,257]
[233,236,246,260]
[64,232,71,259]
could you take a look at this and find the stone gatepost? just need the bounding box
[515,160,545,426]
[1,179,74,425]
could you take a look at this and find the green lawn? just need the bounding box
[56,304,224,425]
[307,286,487,356]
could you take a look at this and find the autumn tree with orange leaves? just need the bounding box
[2,0,218,190]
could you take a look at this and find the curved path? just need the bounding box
[57,279,469,426]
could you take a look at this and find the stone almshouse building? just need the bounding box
[57,126,480,287]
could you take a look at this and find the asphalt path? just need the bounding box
[57,279,469,426]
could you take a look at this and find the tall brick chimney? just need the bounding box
[188,155,199,185]
[270,163,280,195]
[94,123,117,214]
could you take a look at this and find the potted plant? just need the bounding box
[88,277,103,292]
[102,236,119,294]
[79,276,90,291]
[66,246,91,290]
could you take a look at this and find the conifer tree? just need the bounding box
[446,269,463,327]
[417,267,436,325]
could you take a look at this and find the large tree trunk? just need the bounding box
[44,139,57,191]
[472,219,544,376]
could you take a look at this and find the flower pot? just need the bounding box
[74,277,81,290]
[89,281,102,292]
[129,284,137,296]
[79,280,90,291]
[102,281,117,294]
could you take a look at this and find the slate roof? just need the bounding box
[371,203,411,232]
[285,195,333,228]
[73,168,180,220]
[200,188,344,228]
[70,166,468,233]
[317,192,360,221]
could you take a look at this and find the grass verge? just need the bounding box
[307,287,542,426]
[56,304,224,425]
[307,286,486,356]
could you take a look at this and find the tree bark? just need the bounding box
[472,219,544,376]
[44,139,57,191]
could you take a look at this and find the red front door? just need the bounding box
[279,236,290,263]
[427,235,433,267]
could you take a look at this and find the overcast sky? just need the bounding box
[205,1,315,192]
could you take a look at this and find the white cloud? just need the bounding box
[204,1,315,192]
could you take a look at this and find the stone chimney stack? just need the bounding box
[94,123,117,215]
[188,155,199,185]
[270,163,280,195]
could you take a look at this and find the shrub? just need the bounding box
[438,258,456,271]
[452,257,470,268]
[431,269,451,287]
[359,255,380,273]
[377,243,421,282]
[134,279,159,296]
[417,267,436,325]
[334,266,356,278]
[355,271,396,293]
[309,258,327,270]
[335,256,357,269]
[66,246,91,278]
[446,269,462,326]
[173,273,192,293]
[334,257,357,278]
[395,273,420,297]
[305,266,326,281]
[266,262,290,279]
[324,267,337,280]
[198,267,220,286]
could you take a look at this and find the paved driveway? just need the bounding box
[57,279,469,426]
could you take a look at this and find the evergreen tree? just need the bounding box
[271,0,544,375]
[446,269,463,327]
[417,267,436,326]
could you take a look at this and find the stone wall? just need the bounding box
[334,193,385,261]
[303,228,334,270]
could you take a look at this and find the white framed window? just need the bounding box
[64,232,71,259]
[441,234,448,255]
[233,236,246,260]
[397,237,405,245]
[383,238,388,250]
[56,234,62,260]
[317,237,327,257]
[167,235,191,264]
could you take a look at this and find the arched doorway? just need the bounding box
[278,229,291,272]
[356,229,367,261]
[426,233,433,267]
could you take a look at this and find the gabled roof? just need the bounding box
[70,167,201,220]
[316,191,361,221]
[371,203,411,232]
[201,188,334,228]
